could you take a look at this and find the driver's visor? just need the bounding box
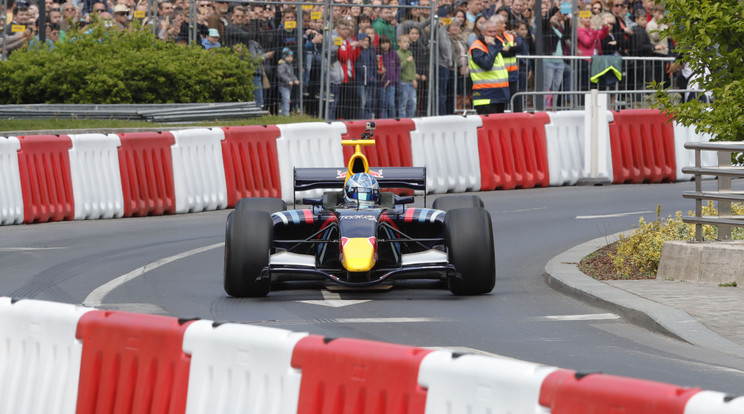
[348,188,376,201]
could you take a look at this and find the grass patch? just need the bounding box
[719,282,738,288]
[0,114,321,133]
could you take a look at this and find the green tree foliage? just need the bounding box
[653,0,744,142]
[0,22,256,104]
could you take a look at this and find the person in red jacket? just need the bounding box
[335,17,361,119]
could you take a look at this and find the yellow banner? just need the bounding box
[284,20,297,29]
[302,4,313,10]
[579,10,592,18]
[334,37,343,46]
[11,24,25,33]
[133,10,146,18]
[311,11,321,19]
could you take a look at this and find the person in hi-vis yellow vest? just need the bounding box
[467,18,510,114]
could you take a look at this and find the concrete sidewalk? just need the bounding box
[545,234,744,358]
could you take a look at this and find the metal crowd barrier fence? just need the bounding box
[3,2,689,122]
[452,54,679,114]
[682,142,744,241]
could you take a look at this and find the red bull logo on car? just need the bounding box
[336,169,384,179]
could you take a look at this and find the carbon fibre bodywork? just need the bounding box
[264,201,454,287]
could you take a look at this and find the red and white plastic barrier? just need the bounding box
[0,136,23,225]
[0,297,741,413]
[0,109,715,226]
[68,133,125,220]
[410,115,482,194]
[276,122,347,201]
[170,128,229,214]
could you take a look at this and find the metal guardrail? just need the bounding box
[682,142,744,241]
[0,102,267,123]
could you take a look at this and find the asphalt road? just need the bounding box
[2,181,744,394]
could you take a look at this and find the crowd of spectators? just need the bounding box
[1,0,679,117]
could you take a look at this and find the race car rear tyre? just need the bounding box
[433,195,484,212]
[444,207,495,295]
[224,209,272,297]
[235,197,287,214]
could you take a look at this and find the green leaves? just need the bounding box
[0,22,256,104]
[653,0,744,143]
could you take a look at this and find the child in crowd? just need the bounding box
[277,47,300,116]
[328,50,344,119]
[355,32,378,119]
[407,27,429,116]
[378,35,400,119]
[201,28,220,50]
[396,34,417,118]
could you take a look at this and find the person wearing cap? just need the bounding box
[112,3,129,30]
[277,47,299,116]
[202,27,221,49]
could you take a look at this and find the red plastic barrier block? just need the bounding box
[478,113,551,191]
[117,132,177,217]
[291,335,432,414]
[75,310,194,414]
[221,125,282,207]
[609,109,677,184]
[342,119,415,167]
[16,135,75,223]
[539,369,701,414]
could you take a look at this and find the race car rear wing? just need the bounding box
[294,166,427,205]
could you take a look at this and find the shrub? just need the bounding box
[0,22,256,104]
[611,202,744,278]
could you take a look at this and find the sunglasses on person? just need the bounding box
[93,7,106,12]
[614,3,626,7]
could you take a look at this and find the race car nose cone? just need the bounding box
[341,237,377,272]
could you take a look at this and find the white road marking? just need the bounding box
[494,207,548,214]
[0,247,67,251]
[334,317,445,323]
[83,242,224,307]
[245,317,449,324]
[95,303,168,314]
[543,313,621,321]
[576,211,653,219]
[299,290,372,308]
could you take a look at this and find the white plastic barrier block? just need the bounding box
[582,93,615,184]
[0,297,94,414]
[684,391,744,414]
[0,137,23,225]
[182,320,308,414]
[673,122,717,181]
[68,133,125,220]
[418,350,556,414]
[545,111,586,186]
[411,115,482,194]
[171,128,228,213]
[276,122,346,203]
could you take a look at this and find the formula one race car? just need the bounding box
[223,122,495,297]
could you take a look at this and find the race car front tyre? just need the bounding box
[432,195,485,212]
[235,197,287,214]
[444,207,495,295]
[224,209,272,297]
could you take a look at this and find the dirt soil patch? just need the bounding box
[578,242,656,280]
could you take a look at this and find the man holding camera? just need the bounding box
[467,18,510,114]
